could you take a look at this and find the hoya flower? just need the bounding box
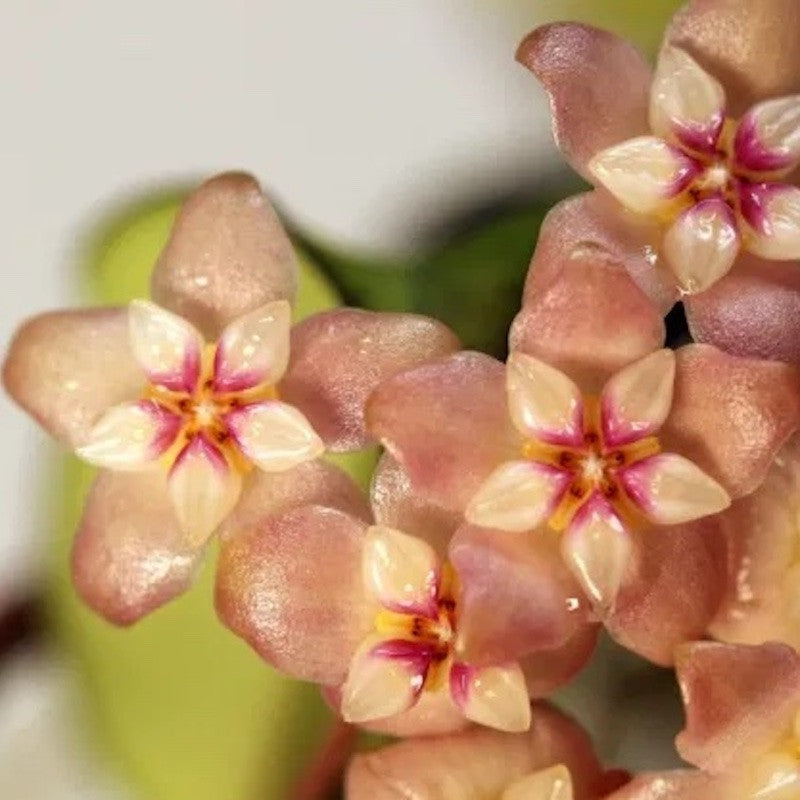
[673,640,800,799]
[709,434,800,651]
[345,703,620,800]
[367,205,800,665]
[519,0,800,365]
[2,171,458,624]
[216,454,600,737]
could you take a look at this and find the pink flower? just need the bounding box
[672,640,800,799]
[709,433,800,650]
[216,454,599,737]
[345,703,618,800]
[518,0,800,365]
[2,172,459,625]
[366,204,800,665]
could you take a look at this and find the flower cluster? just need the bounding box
[5,1,800,798]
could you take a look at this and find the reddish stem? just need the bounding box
[288,719,358,800]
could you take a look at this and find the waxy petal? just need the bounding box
[128,299,203,393]
[167,436,241,545]
[650,46,725,153]
[675,641,800,774]
[740,182,800,260]
[588,137,699,215]
[735,96,800,174]
[511,195,667,390]
[503,765,573,800]
[684,254,800,366]
[605,517,726,666]
[2,308,143,447]
[506,353,584,447]
[281,308,459,452]
[75,400,181,470]
[363,526,439,619]
[150,172,298,339]
[450,662,531,734]
[747,752,800,800]
[516,23,651,180]
[710,435,800,648]
[662,199,740,294]
[601,349,675,448]
[450,524,591,664]
[226,400,323,472]
[367,352,522,513]
[216,505,373,685]
[661,344,800,498]
[213,299,291,393]
[466,460,570,534]
[607,771,730,800]
[666,0,800,116]
[342,637,429,724]
[621,453,730,525]
[561,497,631,611]
[72,470,204,625]
[370,455,462,557]
[346,703,604,800]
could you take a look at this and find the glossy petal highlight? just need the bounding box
[740,182,800,260]
[735,96,800,174]
[601,349,675,448]
[213,299,291,393]
[128,299,202,392]
[226,401,323,472]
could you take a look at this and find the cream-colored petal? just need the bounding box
[226,401,323,472]
[466,461,570,533]
[735,95,800,174]
[502,765,574,800]
[650,46,726,152]
[600,349,675,448]
[620,453,731,525]
[561,497,631,610]
[588,136,699,215]
[76,401,181,470]
[167,437,241,546]
[213,299,291,392]
[741,183,800,260]
[363,525,440,617]
[341,636,428,724]
[506,352,584,446]
[450,662,531,733]
[128,299,203,392]
[746,751,800,800]
[663,199,741,294]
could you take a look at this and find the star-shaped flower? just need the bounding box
[518,0,800,365]
[2,172,459,624]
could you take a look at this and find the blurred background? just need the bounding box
[1,2,682,798]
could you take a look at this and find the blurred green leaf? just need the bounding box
[47,191,375,800]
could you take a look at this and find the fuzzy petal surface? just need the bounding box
[281,308,459,452]
[684,254,800,366]
[449,525,591,665]
[516,23,651,180]
[675,641,800,773]
[72,469,204,625]
[215,505,373,685]
[346,703,603,800]
[666,0,800,115]
[3,308,144,447]
[367,351,521,513]
[150,172,298,339]
[511,199,665,390]
[605,518,726,666]
[370,455,461,557]
[661,344,800,498]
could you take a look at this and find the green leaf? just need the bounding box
[46,189,375,800]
